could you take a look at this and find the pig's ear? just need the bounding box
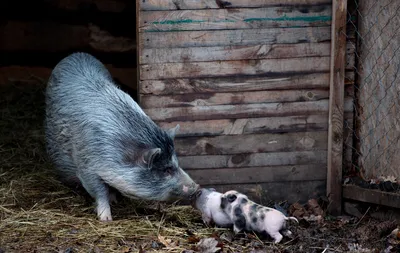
[142,148,161,169]
[167,124,180,139]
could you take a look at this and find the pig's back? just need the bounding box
[44,53,172,177]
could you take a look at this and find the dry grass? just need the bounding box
[0,79,397,253]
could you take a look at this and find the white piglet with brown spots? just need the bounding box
[220,190,299,244]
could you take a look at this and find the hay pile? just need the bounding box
[0,79,397,253]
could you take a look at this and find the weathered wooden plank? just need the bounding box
[139,26,332,49]
[140,89,330,108]
[140,6,331,32]
[178,150,327,169]
[158,113,355,137]
[343,185,400,209]
[327,0,347,216]
[140,57,332,80]
[139,0,332,11]
[43,0,130,13]
[187,164,326,185]
[208,181,326,205]
[139,72,355,95]
[140,42,356,64]
[0,21,136,53]
[174,131,328,156]
[144,98,353,121]
[0,65,138,90]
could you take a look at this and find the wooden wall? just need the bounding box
[0,0,137,96]
[356,0,400,180]
[138,0,356,204]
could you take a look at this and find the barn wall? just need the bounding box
[0,0,137,95]
[137,0,356,204]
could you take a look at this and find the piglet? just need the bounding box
[192,188,233,228]
[220,190,298,243]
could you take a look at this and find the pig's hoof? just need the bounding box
[99,214,113,222]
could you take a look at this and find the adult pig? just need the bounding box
[44,52,199,221]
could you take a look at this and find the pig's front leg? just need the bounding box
[232,214,246,234]
[201,213,213,226]
[78,172,112,221]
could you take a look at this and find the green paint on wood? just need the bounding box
[152,19,235,25]
[150,15,332,25]
[243,15,332,23]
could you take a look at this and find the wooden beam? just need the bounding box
[343,185,400,209]
[327,0,348,216]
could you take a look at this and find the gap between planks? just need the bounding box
[140,72,355,95]
[157,113,354,137]
[187,164,327,185]
[174,131,328,156]
[139,56,355,80]
[178,150,328,169]
[140,86,355,109]
[140,41,355,64]
[143,98,354,121]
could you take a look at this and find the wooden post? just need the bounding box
[327,0,348,215]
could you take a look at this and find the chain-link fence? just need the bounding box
[344,0,400,183]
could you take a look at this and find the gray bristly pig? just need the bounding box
[191,188,233,228]
[44,52,199,221]
[220,190,298,243]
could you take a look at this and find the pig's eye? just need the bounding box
[164,167,173,175]
[227,194,237,203]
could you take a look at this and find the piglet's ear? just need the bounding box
[227,194,237,203]
[166,124,180,139]
[142,148,161,169]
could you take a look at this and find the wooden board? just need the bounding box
[187,164,326,185]
[140,42,356,64]
[208,180,326,205]
[343,185,400,209]
[145,98,354,121]
[179,150,327,169]
[140,26,332,48]
[327,0,347,216]
[140,72,355,95]
[158,113,354,137]
[139,0,332,11]
[139,6,331,31]
[174,131,328,156]
[140,89,330,108]
[0,21,136,53]
[140,57,335,80]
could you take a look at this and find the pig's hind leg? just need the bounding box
[265,228,284,244]
[78,172,112,221]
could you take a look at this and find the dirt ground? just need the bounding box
[0,80,399,253]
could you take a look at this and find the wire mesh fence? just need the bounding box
[344,0,400,182]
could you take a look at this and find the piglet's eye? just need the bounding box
[227,194,237,203]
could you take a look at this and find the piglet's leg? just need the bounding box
[269,231,283,244]
[232,215,246,234]
[78,172,112,221]
[202,214,212,226]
